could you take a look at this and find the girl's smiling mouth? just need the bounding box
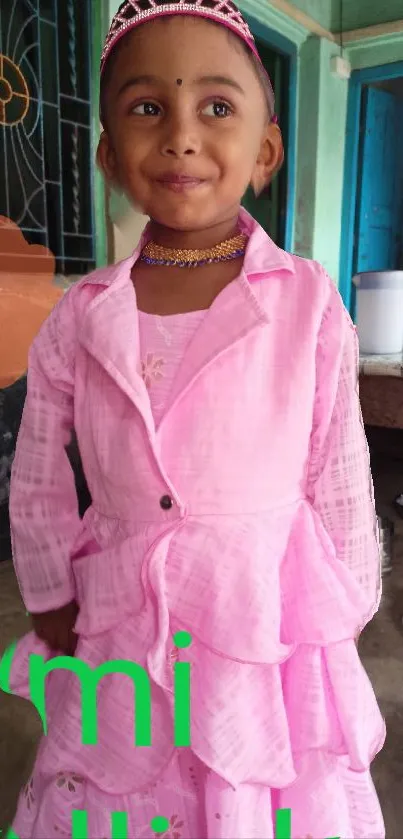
[156,173,207,192]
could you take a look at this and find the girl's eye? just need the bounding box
[202,101,233,118]
[131,102,161,116]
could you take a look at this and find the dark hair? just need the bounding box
[99,13,275,129]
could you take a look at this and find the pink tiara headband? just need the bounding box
[100,0,277,120]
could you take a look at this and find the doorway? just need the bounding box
[355,81,403,275]
[340,61,403,314]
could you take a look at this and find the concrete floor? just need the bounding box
[1,451,403,835]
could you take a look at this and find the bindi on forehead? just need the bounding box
[176,78,183,85]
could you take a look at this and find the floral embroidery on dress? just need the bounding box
[23,777,35,810]
[158,814,185,839]
[55,772,84,793]
[141,353,165,388]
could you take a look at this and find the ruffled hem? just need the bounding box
[4,500,385,795]
[282,641,386,771]
[11,749,385,839]
[6,631,385,797]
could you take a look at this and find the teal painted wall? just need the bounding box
[287,0,403,33]
[109,0,403,33]
[110,0,334,28]
[333,0,403,32]
[293,36,348,282]
[347,32,403,70]
[109,0,122,15]
[293,37,320,260]
[286,0,332,30]
[312,39,348,279]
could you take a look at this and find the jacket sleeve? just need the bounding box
[306,273,381,630]
[9,287,82,614]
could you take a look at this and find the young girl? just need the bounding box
[7,1,385,836]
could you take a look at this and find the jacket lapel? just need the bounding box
[160,270,270,425]
[78,246,156,434]
[77,210,295,433]
[159,210,295,424]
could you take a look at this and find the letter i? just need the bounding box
[172,630,192,746]
[275,808,291,839]
[72,810,89,838]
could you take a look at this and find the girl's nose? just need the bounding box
[161,114,201,158]
[164,145,195,157]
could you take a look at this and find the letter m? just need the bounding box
[29,654,151,745]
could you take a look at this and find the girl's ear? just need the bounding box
[96,131,121,192]
[250,123,284,197]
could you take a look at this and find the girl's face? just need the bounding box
[98,16,283,233]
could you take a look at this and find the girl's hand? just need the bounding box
[31,600,79,656]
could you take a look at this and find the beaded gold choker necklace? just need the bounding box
[140,232,248,268]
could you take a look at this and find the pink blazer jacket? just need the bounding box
[8,208,383,795]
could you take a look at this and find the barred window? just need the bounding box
[0,0,96,275]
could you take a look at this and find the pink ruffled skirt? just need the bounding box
[9,504,386,838]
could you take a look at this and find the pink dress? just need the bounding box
[11,306,383,839]
[7,209,385,839]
